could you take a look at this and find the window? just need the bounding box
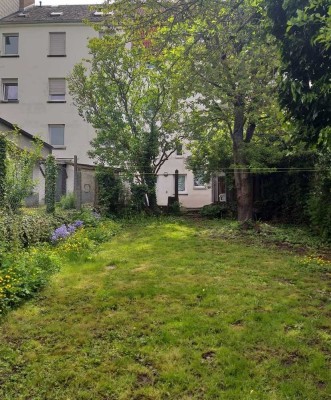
[49,124,65,147]
[178,174,186,192]
[3,34,18,55]
[49,78,66,101]
[175,142,183,156]
[2,79,18,102]
[49,32,66,56]
[193,172,205,188]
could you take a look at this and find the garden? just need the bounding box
[0,215,330,399]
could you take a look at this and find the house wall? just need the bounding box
[0,22,98,192]
[0,1,19,19]
[157,152,213,209]
[0,17,214,209]
[0,120,51,204]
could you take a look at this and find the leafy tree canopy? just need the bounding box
[99,0,282,221]
[68,29,187,209]
[266,0,331,148]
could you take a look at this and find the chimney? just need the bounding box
[19,0,35,11]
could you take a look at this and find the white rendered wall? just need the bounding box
[0,21,214,208]
[156,152,213,209]
[0,23,98,166]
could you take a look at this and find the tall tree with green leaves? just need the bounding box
[266,0,331,148]
[68,30,185,210]
[100,0,280,221]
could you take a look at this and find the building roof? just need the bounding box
[0,4,104,24]
[0,117,53,150]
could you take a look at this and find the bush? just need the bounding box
[96,167,125,216]
[167,201,181,215]
[86,220,121,243]
[58,193,76,210]
[0,245,60,315]
[306,166,331,241]
[0,211,75,249]
[72,206,102,227]
[56,228,96,262]
[200,203,230,218]
[131,183,149,213]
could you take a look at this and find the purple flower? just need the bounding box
[73,220,84,228]
[51,224,70,243]
[51,220,84,243]
[67,224,77,234]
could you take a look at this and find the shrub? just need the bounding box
[96,167,125,216]
[0,245,60,315]
[56,228,96,261]
[200,204,227,218]
[0,211,76,250]
[71,206,101,227]
[59,193,76,210]
[86,220,121,244]
[167,201,181,215]
[131,183,149,213]
[306,177,331,241]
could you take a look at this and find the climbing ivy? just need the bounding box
[0,136,6,209]
[45,155,57,214]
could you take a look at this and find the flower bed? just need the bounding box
[0,212,121,317]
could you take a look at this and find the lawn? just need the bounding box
[0,218,330,400]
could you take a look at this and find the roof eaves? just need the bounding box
[0,118,53,150]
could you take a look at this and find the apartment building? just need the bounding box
[0,1,216,208]
[0,0,20,20]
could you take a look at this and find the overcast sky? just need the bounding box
[37,0,105,5]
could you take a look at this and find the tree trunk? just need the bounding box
[143,169,158,211]
[232,100,253,222]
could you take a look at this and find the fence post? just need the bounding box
[175,169,179,202]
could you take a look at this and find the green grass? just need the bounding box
[0,218,330,400]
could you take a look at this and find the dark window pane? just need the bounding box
[4,83,18,101]
[49,125,64,146]
[4,35,18,54]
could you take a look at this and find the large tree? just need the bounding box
[68,29,185,210]
[101,0,280,221]
[266,0,331,148]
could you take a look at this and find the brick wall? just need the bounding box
[19,0,35,10]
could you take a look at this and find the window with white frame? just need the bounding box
[2,79,18,102]
[178,174,186,192]
[3,34,19,55]
[49,32,66,56]
[49,124,65,147]
[49,78,66,101]
[193,172,205,188]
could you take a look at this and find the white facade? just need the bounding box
[0,21,98,193]
[0,5,214,209]
[157,150,213,209]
